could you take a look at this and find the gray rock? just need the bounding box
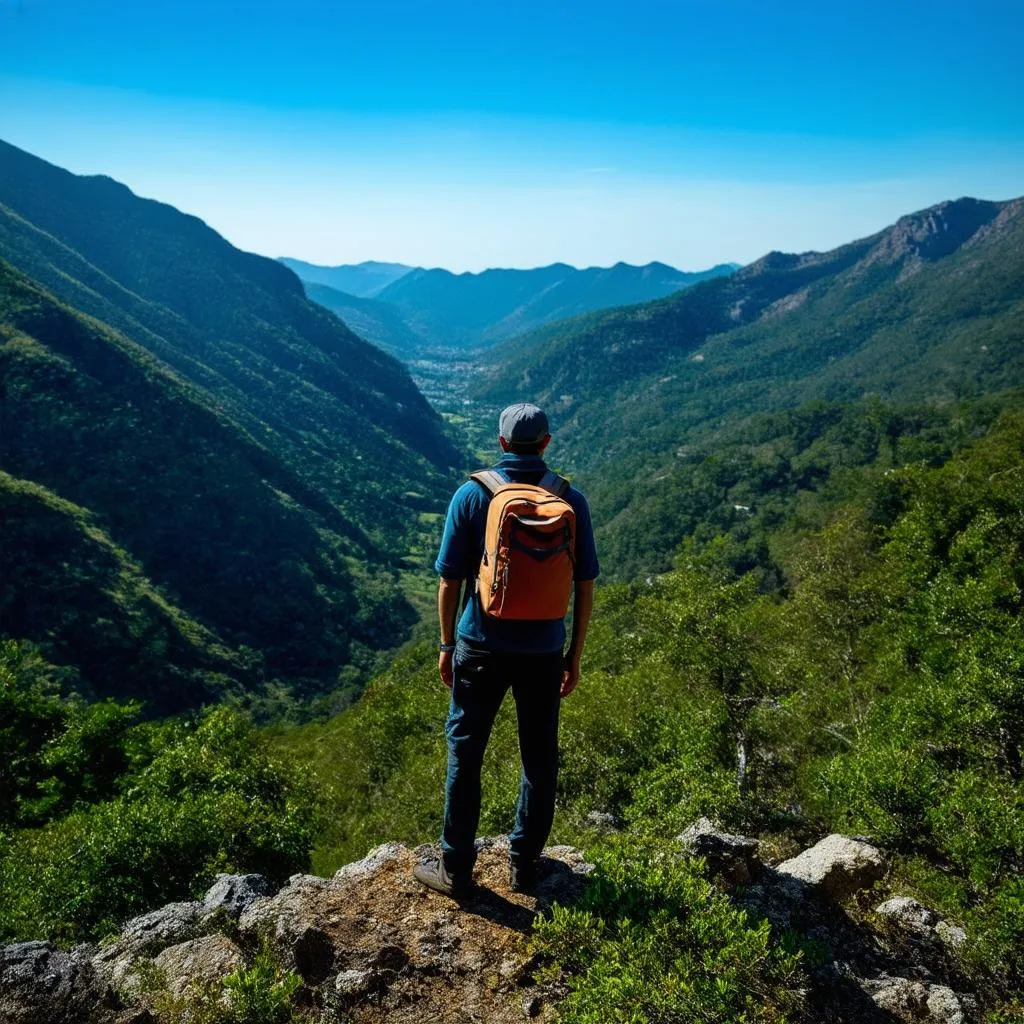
[865,976,930,1020]
[875,896,939,940]
[152,935,245,999]
[202,873,273,919]
[238,873,331,938]
[677,817,761,885]
[333,842,406,883]
[860,977,974,1024]
[934,920,967,951]
[926,984,971,1024]
[0,941,108,1024]
[335,968,374,997]
[541,845,596,875]
[585,811,623,830]
[775,834,886,899]
[522,993,542,1017]
[118,901,205,955]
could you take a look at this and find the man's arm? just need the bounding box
[437,577,462,687]
[562,579,594,698]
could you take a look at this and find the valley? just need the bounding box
[1,138,1022,1022]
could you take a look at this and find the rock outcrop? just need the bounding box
[0,829,981,1024]
[676,816,761,885]
[775,833,888,899]
[0,941,112,1024]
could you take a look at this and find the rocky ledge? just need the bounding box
[1,827,980,1024]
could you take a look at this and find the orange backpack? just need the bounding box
[470,469,576,620]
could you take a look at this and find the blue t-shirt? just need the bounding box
[434,452,600,653]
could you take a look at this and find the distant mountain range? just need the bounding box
[0,139,460,710]
[472,196,1024,576]
[280,257,739,354]
[4,131,1021,714]
[276,258,414,298]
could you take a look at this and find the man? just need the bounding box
[413,402,599,898]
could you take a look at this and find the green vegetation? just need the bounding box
[0,136,466,707]
[0,642,317,943]
[140,941,301,1024]
[532,841,805,1023]
[0,263,423,708]
[271,406,1024,1013]
[474,197,1024,581]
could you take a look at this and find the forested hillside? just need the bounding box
[373,260,736,348]
[0,140,464,710]
[0,140,460,552]
[475,197,1024,577]
[301,281,429,356]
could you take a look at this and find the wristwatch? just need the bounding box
[439,642,456,653]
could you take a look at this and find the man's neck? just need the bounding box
[496,451,547,469]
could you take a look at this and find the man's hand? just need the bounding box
[439,648,454,688]
[561,652,581,698]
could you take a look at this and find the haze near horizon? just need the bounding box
[2,0,1022,271]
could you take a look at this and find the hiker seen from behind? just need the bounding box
[413,402,599,899]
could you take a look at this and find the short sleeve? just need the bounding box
[571,490,600,581]
[434,483,476,580]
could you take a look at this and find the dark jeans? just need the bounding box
[441,640,564,876]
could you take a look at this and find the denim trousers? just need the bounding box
[441,640,564,876]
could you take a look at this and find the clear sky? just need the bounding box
[2,0,1023,271]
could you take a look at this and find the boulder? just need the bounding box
[677,817,761,885]
[334,967,375,998]
[874,896,939,940]
[152,935,245,999]
[237,873,337,985]
[775,834,886,899]
[118,902,205,955]
[333,841,407,883]
[934,921,967,951]
[202,874,273,919]
[926,985,975,1024]
[865,976,930,1020]
[0,941,109,1024]
[860,977,975,1024]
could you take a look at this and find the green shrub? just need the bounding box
[531,839,805,1024]
[0,706,317,942]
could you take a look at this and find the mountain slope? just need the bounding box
[473,197,1024,575]
[301,281,429,356]
[370,260,737,348]
[277,258,414,297]
[0,468,242,711]
[0,261,424,709]
[0,140,460,552]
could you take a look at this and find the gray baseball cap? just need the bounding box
[499,402,549,444]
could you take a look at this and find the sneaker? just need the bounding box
[412,857,470,899]
[509,858,542,894]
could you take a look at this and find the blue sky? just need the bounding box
[2,0,1023,270]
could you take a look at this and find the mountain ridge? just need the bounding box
[372,260,738,348]
[276,258,415,298]
[0,139,464,707]
[472,195,1024,577]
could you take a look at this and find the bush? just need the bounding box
[531,839,805,1024]
[0,706,317,942]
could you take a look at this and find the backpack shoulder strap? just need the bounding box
[538,470,571,498]
[469,469,507,496]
